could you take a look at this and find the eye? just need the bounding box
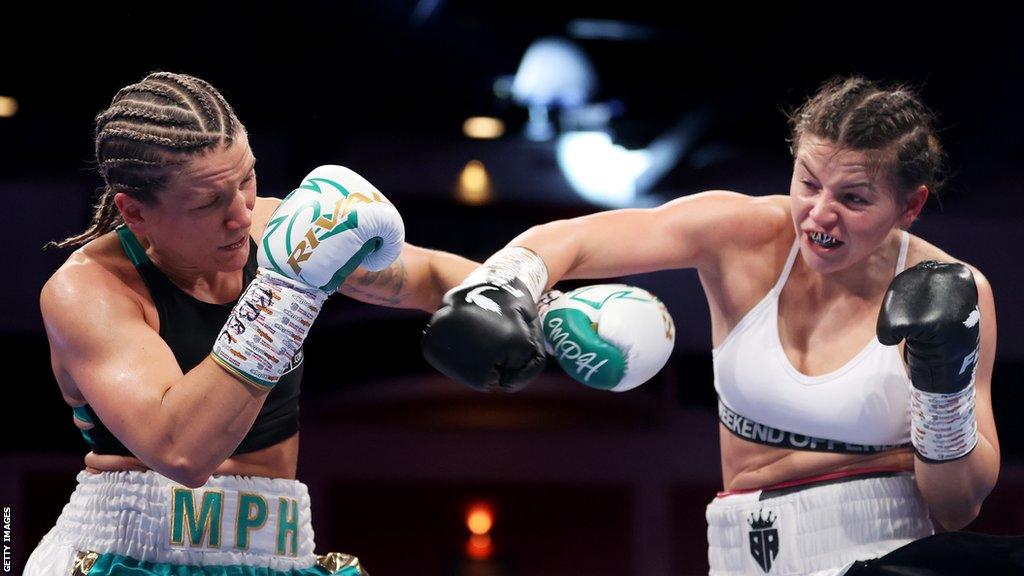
[844,193,869,205]
[194,197,219,210]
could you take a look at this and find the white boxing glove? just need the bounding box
[258,164,405,292]
[539,284,675,392]
[212,165,404,389]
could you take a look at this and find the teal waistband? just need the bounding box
[72,405,95,445]
[84,552,363,576]
[72,405,93,423]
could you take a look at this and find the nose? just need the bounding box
[225,190,253,231]
[808,193,839,228]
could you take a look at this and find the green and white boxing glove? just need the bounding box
[540,284,675,392]
[212,165,405,389]
[259,164,405,288]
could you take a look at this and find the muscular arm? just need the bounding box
[41,263,269,488]
[254,195,476,313]
[914,269,1000,530]
[507,191,787,286]
[339,243,478,312]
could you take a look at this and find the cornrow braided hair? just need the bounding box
[50,72,242,249]
[788,76,946,198]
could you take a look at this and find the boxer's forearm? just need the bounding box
[507,194,726,286]
[339,243,477,312]
[508,219,584,289]
[915,434,999,530]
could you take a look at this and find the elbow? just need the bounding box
[931,502,981,532]
[176,472,212,490]
[920,442,999,532]
[162,456,213,489]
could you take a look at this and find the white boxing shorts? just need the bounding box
[706,470,934,576]
[24,470,365,575]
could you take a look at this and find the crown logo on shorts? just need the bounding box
[747,509,776,530]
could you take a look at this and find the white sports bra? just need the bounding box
[713,231,912,452]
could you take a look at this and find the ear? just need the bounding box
[113,192,150,236]
[899,185,929,228]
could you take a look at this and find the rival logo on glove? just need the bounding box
[263,176,389,279]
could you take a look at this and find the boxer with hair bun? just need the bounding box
[424,77,1012,575]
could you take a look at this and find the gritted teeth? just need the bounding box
[809,231,843,248]
[222,236,246,249]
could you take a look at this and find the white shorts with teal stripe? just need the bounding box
[24,470,364,575]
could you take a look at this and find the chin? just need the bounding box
[798,246,849,274]
[213,246,250,272]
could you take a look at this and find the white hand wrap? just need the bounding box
[450,246,548,303]
[911,382,979,462]
[211,269,327,389]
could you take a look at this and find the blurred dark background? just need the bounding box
[2,2,1022,575]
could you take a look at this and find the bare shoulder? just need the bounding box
[660,191,791,247]
[641,191,792,272]
[40,234,153,402]
[41,233,142,321]
[906,234,990,281]
[746,194,793,243]
[904,233,949,266]
[906,233,995,305]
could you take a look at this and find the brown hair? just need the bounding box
[788,76,945,197]
[51,72,242,248]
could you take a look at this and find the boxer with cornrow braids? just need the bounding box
[30,71,478,576]
[52,72,239,249]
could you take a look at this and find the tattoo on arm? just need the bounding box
[339,258,408,305]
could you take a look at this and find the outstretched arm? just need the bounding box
[339,244,478,313]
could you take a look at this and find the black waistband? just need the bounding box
[718,398,909,455]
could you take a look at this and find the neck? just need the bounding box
[142,238,243,303]
[797,230,904,301]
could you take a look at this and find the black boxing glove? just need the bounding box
[877,261,981,462]
[422,247,549,392]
